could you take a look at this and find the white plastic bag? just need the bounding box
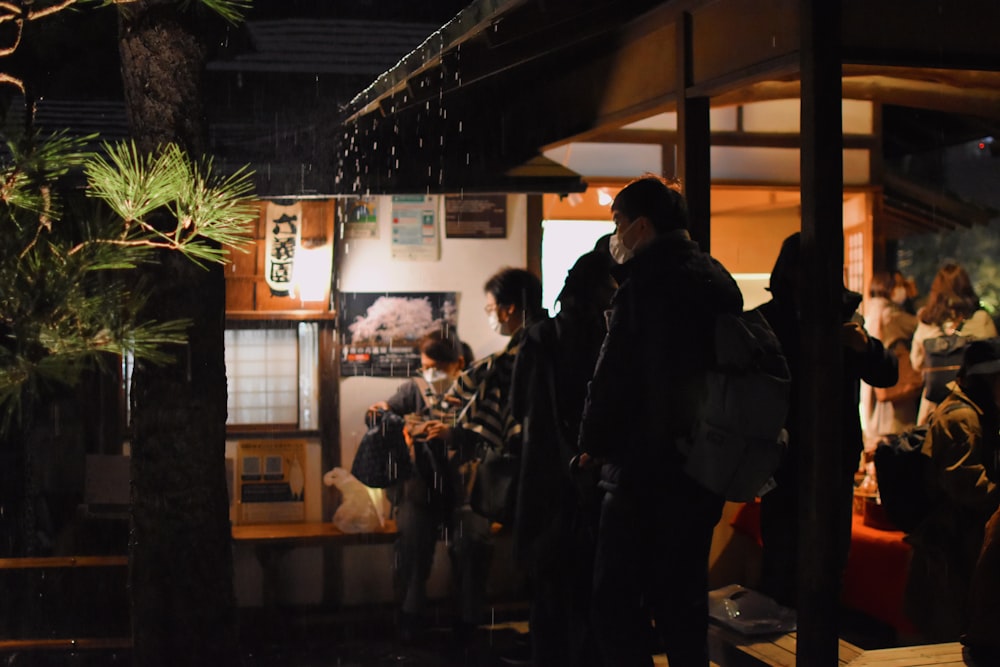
[324,467,382,533]
[708,584,797,635]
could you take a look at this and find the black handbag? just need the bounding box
[351,410,412,488]
[469,444,519,524]
[923,332,970,403]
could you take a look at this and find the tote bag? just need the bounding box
[875,339,923,403]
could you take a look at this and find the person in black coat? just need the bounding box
[510,250,616,667]
[578,176,744,666]
[753,232,898,609]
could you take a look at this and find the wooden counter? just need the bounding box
[231,520,398,608]
[231,520,398,546]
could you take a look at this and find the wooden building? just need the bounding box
[330,1,1000,661]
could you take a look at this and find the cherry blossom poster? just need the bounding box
[338,291,458,377]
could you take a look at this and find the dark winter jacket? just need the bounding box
[905,383,1000,640]
[755,292,898,486]
[510,308,607,565]
[577,230,743,498]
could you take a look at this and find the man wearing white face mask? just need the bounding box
[578,175,743,667]
[429,267,546,656]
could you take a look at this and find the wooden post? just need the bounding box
[526,193,544,280]
[798,1,844,664]
[675,11,711,252]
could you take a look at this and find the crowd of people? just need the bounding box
[359,174,1000,665]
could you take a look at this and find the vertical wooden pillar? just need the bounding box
[675,12,711,251]
[798,0,844,664]
[526,193,544,279]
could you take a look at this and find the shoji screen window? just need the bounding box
[225,323,318,430]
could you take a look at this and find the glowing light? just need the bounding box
[597,188,614,206]
[293,245,333,302]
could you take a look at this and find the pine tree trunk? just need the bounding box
[118,3,238,665]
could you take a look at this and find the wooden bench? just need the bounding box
[231,520,399,607]
[0,555,131,654]
[708,623,864,666]
[846,642,969,666]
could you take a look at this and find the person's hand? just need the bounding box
[367,400,389,417]
[419,420,452,443]
[841,321,870,352]
[571,452,600,470]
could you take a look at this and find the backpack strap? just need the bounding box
[929,397,971,425]
[412,376,437,414]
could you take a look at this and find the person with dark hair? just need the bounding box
[753,232,897,610]
[911,262,997,425]
[904,337,1000,645]
[427,267,545,654]
[509,250,616,667]
[577,175,743,666]
[891,270,919,315]
[365,329,468,641]
[862,271,918,449]
[482,267,546,331]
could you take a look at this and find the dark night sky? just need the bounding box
[5,1,473,102]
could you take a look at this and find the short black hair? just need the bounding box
[419,329,461,365]
[611,175,688,234]
[484,267,544,320]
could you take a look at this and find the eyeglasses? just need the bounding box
[483,303,497,314]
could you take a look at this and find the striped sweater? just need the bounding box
[447,329,524,454]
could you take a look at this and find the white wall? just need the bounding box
[333,193,529,606]
[338,194,528,473]
[231,195,530,609]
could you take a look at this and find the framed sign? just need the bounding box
[444,194,507,238]
[264,201,302,297]
[340,197,379,240]
[235,440,307,524]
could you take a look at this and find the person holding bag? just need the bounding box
[364,330,466,642]
[911,262,997,425]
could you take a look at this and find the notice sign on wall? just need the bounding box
[235,440,307,524]
[444,194,507,238]
[340,196,379,240]
[391,195,440,260]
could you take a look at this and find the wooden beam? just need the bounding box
[568,128,877,150]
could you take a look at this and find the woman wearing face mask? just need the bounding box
[365,330,468,642]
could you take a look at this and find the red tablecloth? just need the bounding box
[730,501,916,635]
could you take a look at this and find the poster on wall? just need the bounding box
[444,194,507,238]
[264,201,303,297]
[340,196,379,240]
[390,195,440,261]
[339,291,458,377]
[235,440,307,525]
